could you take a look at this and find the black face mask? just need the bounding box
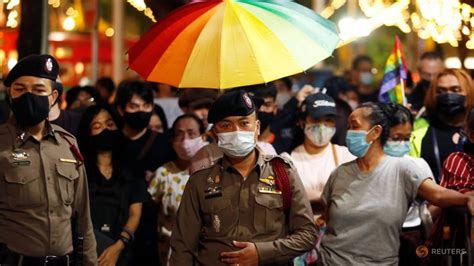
[258,111,274,132]
[11,93,50,127]
[436,93,466,116]
[90,129,120,152]
[123,111,152,130]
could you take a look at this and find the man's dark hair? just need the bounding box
[171,113,205,138]
[356,102,391,145]
[115,80,153,109]
[65,86,81,109]
[323,76,351,99]
[96,77,115,95]
[352,55,373,70]
[251,84,277,101]
[277,77,292,91]
[420,51,442,61]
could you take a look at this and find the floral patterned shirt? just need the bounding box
[148,161,190,216]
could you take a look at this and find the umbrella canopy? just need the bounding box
[128,0,340,89]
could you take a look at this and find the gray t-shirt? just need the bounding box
[319,156,430,266]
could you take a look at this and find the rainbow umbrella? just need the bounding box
[128,0,340,89]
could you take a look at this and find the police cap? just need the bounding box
[208,90,256,123]
[4,54,59,87]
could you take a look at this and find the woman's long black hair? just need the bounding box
[77,103,122,169]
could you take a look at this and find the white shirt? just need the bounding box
[291,144,355,193]
[403,155,434,228]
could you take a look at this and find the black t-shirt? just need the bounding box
[420,122,462,182]
[51,109,82,137]
[88,165,148,239]
[119,129,174,180]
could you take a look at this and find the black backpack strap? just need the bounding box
[137,131,158,161]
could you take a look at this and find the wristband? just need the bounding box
[122,226,135,242]
[118,235,130,246]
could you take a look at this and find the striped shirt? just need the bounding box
[440,152,473,193]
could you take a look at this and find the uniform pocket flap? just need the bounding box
[4,170,37,184]
[56,162,79,180]
[255,193,283,209]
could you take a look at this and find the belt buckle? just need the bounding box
[44,255,57,266]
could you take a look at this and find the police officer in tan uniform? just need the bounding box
[0,54,97,265]
[170,90,317,265]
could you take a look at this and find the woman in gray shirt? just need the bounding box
[318,102,474,265]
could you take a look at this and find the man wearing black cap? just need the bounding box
[170,90,316,265]
[0,54,97,265]
[291,93,355,217]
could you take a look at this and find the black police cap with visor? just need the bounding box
[4,54,59,87]
[208,90,257,124]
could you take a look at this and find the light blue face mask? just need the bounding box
[383,140,410,157]
[217,131,256,158]
[345,129,374,158]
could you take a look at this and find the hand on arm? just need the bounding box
[418,179,474,215]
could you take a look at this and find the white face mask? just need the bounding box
[304,124,336,147]
[217,131,256,158]
[174,136,206,160]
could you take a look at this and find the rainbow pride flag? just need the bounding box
[378,36,408,104]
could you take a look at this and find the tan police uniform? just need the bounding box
[170,150,317,265]
[0,119,97,265]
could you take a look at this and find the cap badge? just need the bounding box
[243,93,253,109]
[45,58,53,73]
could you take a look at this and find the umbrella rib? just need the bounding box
[228,2,266,85]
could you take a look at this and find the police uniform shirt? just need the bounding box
[169,151,317,265]
[0,119,97,265]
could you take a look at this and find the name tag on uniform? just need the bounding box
[204,186,222,199]
[258,186,282,195]
[59,158,77,164]
[11,151,29,161]
[11,161,31,167]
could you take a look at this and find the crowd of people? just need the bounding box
[0,51,472,266]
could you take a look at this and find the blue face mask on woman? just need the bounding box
[383,140,410,157]
[345,128,374,158]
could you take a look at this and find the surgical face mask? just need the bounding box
[11,92,51,127]
[173,136,206,160]
[345,129,374,158]
[359,72,374,86]
[304,124,336,147]
[275,93,291,109]
[383,140,410,157]
[217,131,256,158]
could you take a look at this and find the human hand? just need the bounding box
[98,241,123,266]
[220,241,259,265]
[296,85,316,104]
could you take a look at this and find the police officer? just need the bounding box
[170,90,317,265]
[0,54,97,265]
